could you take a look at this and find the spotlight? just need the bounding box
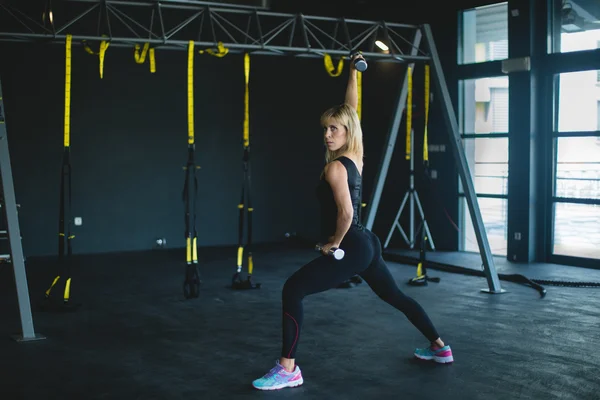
[375,40,389,52]
[42,0,54,27]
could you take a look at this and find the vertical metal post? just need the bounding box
[409,127,415,246]
[364,29,422,230]
[0,80,46,341]
[421,24,504,294]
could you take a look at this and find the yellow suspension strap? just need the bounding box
[182,40,201,299]
[357,69,363,120]
[83,37,110,79]
[42,35,80,312]
[134,43,157,73]
[423,64,430,169]
[232,53,261,290]
[324,54,344,77]
[405,65,413,160]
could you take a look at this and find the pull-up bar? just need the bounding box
[0,0,429,61]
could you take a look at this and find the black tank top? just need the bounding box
[316,156,362,239]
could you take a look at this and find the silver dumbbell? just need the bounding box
[315,243,345,260]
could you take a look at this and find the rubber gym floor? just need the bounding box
[2,244,599,400]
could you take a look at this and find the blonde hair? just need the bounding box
[320,103,364,164]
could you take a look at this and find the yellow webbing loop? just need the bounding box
[192,237,198,263]
[248,255,254,275]
[134,43,149,63]
[45,276,61,297]
[64,277,72,301]
[188,41,195,145]
[186,237,191,263]
[424,65,430,164]
[150,49,156,73]
[406,66,413,160]
[199,42,229,57]
[237,246,244,267]
[244,53,250,148]
[64,35,72,148]
[324,54,344,77]
[83,37,110,79]
[357,70,362,120]
[134,43,157,73]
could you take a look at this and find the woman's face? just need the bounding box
[323,118,348,152]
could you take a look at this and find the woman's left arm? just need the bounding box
[323,161,353,253]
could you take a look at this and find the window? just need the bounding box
[553,203,600,260]
[462,198,508,254]
[555,137,600,200]
[460,77,509,134]
[458,76,510,256]
[551,70,600,261]
[556,69,600,132]
[549,0,600,53]
[459,2,508,64]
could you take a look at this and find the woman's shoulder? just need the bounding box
[337,153,363,174]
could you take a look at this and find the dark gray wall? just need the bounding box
[0,0,470,258]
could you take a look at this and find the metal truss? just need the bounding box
[0,0,429,62]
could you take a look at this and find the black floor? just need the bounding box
[2,245,600,400]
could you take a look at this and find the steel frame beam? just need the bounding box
[0,0,428,61]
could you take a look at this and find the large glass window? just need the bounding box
[460,77,509,134]
[555,137,600,200]
[459,2,508,64]
[552,70,600,261]
[458,76,509,256]
[556,69,600,132]
[549,0,600,54]
[553,203,600,260]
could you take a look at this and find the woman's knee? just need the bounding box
[282,276,304,302]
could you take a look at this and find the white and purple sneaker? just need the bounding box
[252,360,304,390]
[414,344,454,364]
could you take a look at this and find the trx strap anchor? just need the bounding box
[182,41,201,299]
[199,41,229,58]
[324,54,344,77]
[134,43,157,73]
[41,35,81,312]
[231,53,260,290]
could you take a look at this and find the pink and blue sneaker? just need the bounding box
[252,360,304,390]
[414,344,454,363]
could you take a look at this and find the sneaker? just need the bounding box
[414,345,454,364]
[252,360,304,390]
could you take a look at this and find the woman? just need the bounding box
[252,55,453,391]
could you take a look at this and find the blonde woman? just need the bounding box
[252,54,453,391]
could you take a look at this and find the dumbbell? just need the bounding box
[351,52,368,72]
[315,243,345,260]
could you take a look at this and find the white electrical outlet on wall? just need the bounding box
[74,217,82,226]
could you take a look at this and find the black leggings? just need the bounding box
[281,226,440,359]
